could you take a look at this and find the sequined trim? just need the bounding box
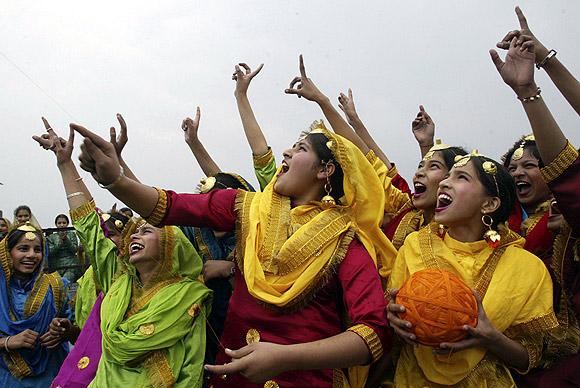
[504,311,559,338]
[147,187,168,226]
[540,141,578,183]
[24,272,64,318]
[253,147,274,169]
[365,149,378,165]
[4,352,32,379]
[125,276,182,318]
[348,323,384,362]
[144,349,175,388]
[332,368,348,387]
[70,199,96,222]
[513,333,544,373]
[392,204,423,250]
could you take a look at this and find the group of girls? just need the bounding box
[0,6,577,388]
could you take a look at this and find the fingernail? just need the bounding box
[204,365,209,370]
[406,323,412,328]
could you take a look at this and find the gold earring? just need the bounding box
[437,224,447,239]
[482,214,501,249]
[321,163,336,209]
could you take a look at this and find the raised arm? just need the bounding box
[338,89,392,168]
[490,36,567,164]
[109,113,141,183]
[181,106,221,177]
[411,105,436,158]
[233,63,269,156]
[285,55,369,153]
[497,6,580,115]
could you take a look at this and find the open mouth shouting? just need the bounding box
[277,160,290,178]
[413,181,427,198]
[515,180,532,198]
[435,192,453,212]
[130,242,145,256]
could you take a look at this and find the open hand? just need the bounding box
[490,36,536,96]
[285,55,326,102]
[32,117,74,166]
[181,106,201,145]
[338,89,358,126]
[411,105,435,148]
[205,342,288,383]
[233,63,264,96]
[109,113,128,157]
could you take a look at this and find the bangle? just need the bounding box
[517,87,542,103]
[66,192,85,199]
[98,166,125,190]
[74,176,83,182]
[228,265,236,278]
[536,49,557,69]
[4,336,11,352]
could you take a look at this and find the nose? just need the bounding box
[414,166,425,180]
[512,164,525,177]
[438,176,451,191]
[283,148,293,159]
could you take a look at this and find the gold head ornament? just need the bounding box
[16,222,39,241]
[199,176,217,194]
[511,134,535,161]
[423,139,452,160]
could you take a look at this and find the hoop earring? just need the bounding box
[482,214,501,249]
[321,162,336,209]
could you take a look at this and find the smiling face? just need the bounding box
[412,152,449,211]
[128,223,161,266]
[0,219,8,235]
[434,160,499,230]
[273,137,326,204]
[507,148,550,210]
[10,233,43,277]
[16,209,31,224]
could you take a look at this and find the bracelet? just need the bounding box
[517,87,542,103]
[536,49,557,69]
[4,336,11,352]
[229,265,236,278]
[66,192,85,199]
[98,166,125,190]
[74,176,83,182]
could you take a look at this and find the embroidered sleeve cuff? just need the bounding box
[387,164,399,179]
[147,187,168,226]
[365,149,378,165]
[347,323,384,362]
[541,141,578,183]
[512,333,543,374]
[70,200,96,223]
[504,311,559,338]
[253,147,274,169]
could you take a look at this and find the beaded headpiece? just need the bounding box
[423,139,452,160]
[17,222,39,241]
[453,150,500,196]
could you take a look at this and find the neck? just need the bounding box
[291,188,325,207]
[447,219,485,243]
[422,208,435,224]
[134,261,160,288]
[12,271,34,283]
[522,199,548,215]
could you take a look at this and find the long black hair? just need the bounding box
[306,132,345,201]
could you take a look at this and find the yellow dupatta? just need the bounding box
[389,223,558,387]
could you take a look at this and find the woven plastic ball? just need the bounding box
[396,268,478,346]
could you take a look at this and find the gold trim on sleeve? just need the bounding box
[147,187,168,226]
[540,141,578,183]
[253,147,274,169]
[347,323,384,362]
[70,199,96,223]
[387,164,399,179]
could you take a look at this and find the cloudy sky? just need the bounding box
[2,0,579,226]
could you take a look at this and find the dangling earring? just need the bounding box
[321,163,336,209]
[482,214,501,249]
[437,224,447,239]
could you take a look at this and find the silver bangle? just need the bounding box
[66,192,85,199]
[536,49,557,69]
[4,336,11,352]
[98,167,125,190]
[74,176,83,182]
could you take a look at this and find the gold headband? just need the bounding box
[15,222,39,241]
[423,139,452,160]
[454,150,500,195]
[511,134,535,161]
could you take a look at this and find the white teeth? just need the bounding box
[438,193,452,201]
[130,243,144,252]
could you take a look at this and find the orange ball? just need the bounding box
[395,268,478,346]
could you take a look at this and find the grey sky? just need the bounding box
[2,0,579,226]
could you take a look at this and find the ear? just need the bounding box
[316,161,336,181]
[481,196,500,215]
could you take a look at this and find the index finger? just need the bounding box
[117,114,127,131]
[204,361,244,376]
[515,6,529,30]
[70,123,110,148]
[299,54,307,78]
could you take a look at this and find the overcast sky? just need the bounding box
[2,0,579,226]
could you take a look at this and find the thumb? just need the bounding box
[419,104,425,112]
[67,127,75,147]
[489,49,504,71]
[225,345,253,359]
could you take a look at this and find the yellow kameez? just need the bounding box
[389,224,558,387]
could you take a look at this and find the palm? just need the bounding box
[498,48,534,88]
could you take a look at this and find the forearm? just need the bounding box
[486,330,529,371]
[118,156,141,183]
[419,143,434,158]
[284,331,371,371]
[108,176,160,218]
[186,139,221,177]
[317,98,370,153]
[235,93,269,156]
[58,161,93,211]
[518,83,567,164]
[350,115,393,169]
[543,58,580,115]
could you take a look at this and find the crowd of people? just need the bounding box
[0,6,578,388]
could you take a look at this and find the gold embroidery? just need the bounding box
[246,328,261,344]
[144,349,175,388]
[263,381,279,388]
[139,323,155,336]
[147,187,168,226]
[125,276,182,318]
[347,324,383,362]
[188,303,201,317]
[504,311,559,338]
[253,147,274,169]
[332,368,348,388]
[77,356,90,370]
[5,351,33,378]
[392,203,423,250]
[521,200,550,237]
[24,272,64,318]
[70,199,96,222]
[540,141,578,183]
